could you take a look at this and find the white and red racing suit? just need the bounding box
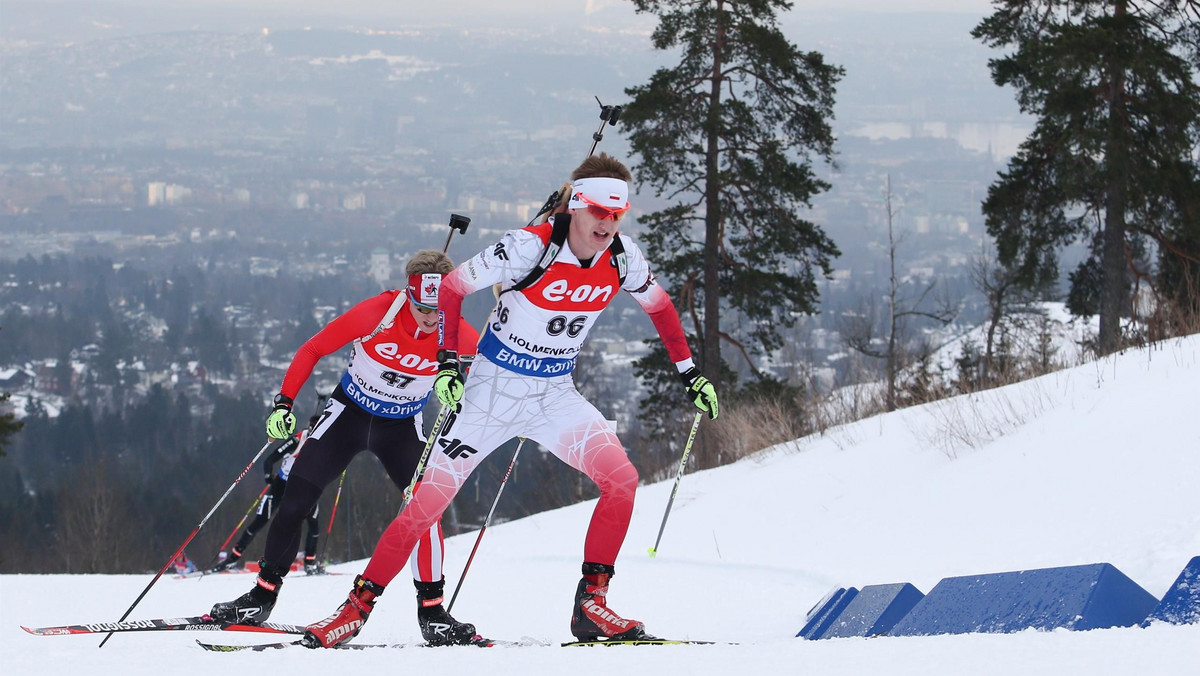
[362,222,694,586]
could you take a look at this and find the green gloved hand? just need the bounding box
[434,350,464,407]
[679,367,719,419]
[265,394,296,439]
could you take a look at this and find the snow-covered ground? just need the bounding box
[925,302,1098,375]
[5,334,1199,675]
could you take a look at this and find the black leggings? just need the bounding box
[234,477,319,558]
[262,387,426,571]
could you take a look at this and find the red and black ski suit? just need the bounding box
[260,290,479,582]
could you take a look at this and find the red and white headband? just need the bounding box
[568,177,630,214]
[407,273,442,309]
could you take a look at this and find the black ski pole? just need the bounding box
[446,437,526,613]
[403,354,474,506]
[401,214,474,507]
[402,401,453,507]
[443,213,470,253]
[647,412,703,558]
[586,95,623,159]
[529,96,624,225]
[98,439,276,647]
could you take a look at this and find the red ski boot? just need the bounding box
[302,575,384,648]
[570,563,649,641]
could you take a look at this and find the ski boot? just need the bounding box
[415,578,479,646]
[208,560,286,625]
[302,575,384,648]
[570,562,649,641]
[303,555,324,576]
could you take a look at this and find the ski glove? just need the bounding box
[265,394,296,440]
[433,350,464,407]
[679,367,719,419]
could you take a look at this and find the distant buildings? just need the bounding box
[147,182,165,206]
[147,182,193,206]
[369,248,391,287]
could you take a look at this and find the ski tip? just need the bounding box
[22,625,74,636]
[196,639,251,652]
[196,638,304,652]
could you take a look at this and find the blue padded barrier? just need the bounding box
[796,587,858,639]
[888,562,1158,636]
[819,582,925,639]
[1145,556,1200,625]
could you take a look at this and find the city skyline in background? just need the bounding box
[8,0,1002,41]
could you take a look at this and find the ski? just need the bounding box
[197,635,713,651]
[175,568,253,579]
[175,568,344,580]
[198,639,336,652]
[196,635,533,651]
[22,615,307,637]
[562,638,719,647]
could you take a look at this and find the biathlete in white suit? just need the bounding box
[209,249,484,647]
[304,153,719,648]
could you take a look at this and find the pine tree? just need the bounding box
[972,1,1200,354]
[622,0,842,388]
[0,328,23,458]
[0,392,21,458]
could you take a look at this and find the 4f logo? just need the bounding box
[493,242,509,261]
[439,437,479,460]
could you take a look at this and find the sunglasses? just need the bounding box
[586,204,626,222]
[575,191,630,223]
[406,289,437,314]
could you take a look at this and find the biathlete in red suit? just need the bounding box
[210,249,484,646]
[304,153,719,648]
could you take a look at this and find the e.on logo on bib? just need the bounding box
[538,279,615,310]
[370,343,437,371]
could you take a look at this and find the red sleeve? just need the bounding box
[639,285,693,364]
[455,317,481,357]
[279,292,397,399]
[437,269,471,353]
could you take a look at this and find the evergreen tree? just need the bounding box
[96,316,132,387]
[191,307,235,375]
[0,392,21,458]
[972,0,1200,355]
[622,0,842,386]
[0,328,22,458]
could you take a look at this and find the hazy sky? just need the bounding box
[172,0,998,15]
[6,0,1003,51]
